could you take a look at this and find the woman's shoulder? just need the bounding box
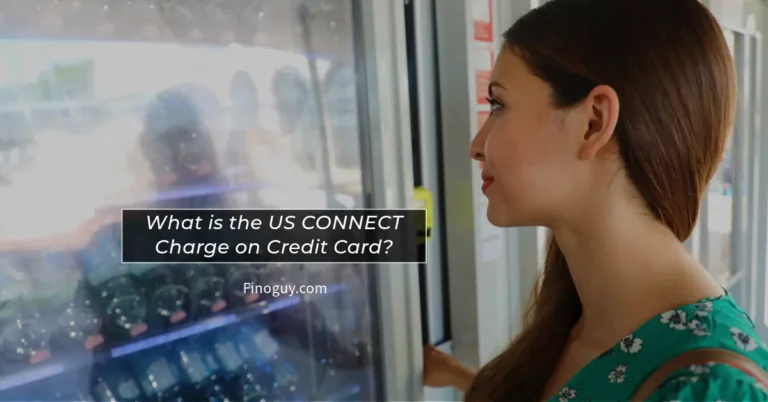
[647,362,768,401]
[642,293,768,401]
[645,292,766,355]
[549,293,768,401]
[635,292,768,362]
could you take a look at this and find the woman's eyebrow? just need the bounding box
[488,81,506,96]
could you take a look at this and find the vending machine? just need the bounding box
[0,0,421,401]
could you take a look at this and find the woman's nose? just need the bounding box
[469,124,488,161]
[469,136,486,162]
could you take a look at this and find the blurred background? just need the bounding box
[0,0,761,401]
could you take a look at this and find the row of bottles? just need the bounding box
[1,319,306,402]
[0,256,373,399]
[0,221,299,371]
[0,217,372,400]
[92,323,302,402]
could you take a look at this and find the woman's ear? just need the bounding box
[578,84,620,160]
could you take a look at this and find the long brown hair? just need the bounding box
[464,0,736,400]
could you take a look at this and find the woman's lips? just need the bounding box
[482,178,494,192]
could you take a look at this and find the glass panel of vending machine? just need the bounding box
[0,0,379,400]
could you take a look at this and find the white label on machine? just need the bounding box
[473,44,493,71]
[471,0,491,23]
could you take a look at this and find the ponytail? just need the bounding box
[464,233,582,401]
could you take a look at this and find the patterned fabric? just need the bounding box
[547,293,768,401]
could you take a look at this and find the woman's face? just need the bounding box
[469,48,611,227]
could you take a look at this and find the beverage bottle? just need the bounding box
[225,264,264,308]
[77,223,148,342]
[119,220,190,331]
[0,252,50,367]
[170,339,235,402]
[237,322,300,399]
[131,264,189,332]
[207,328,274,401]
[176,264,227,319]
[129,351,185,402]
[236,366,277,402]
[26,250,103,352]
[90,361,146,402]
[255,264,298,303]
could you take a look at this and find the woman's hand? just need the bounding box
[423,344,477,391]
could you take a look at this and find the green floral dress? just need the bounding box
[547,293,768,401]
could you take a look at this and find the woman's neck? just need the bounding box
[551,201,722,345]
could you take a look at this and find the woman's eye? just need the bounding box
[486,97,503,113]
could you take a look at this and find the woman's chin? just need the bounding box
[485,203,509,227]
[486,202,531,228]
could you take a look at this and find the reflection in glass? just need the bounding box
[140,84,230,209]
[27,251,103,352]
[0,254,50,366]
[0,0,376,400]
[325,62,362,170]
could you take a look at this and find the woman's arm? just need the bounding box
[423,344,478,392]
[446,360,478,392]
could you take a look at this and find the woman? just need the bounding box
[423,0,768,400]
